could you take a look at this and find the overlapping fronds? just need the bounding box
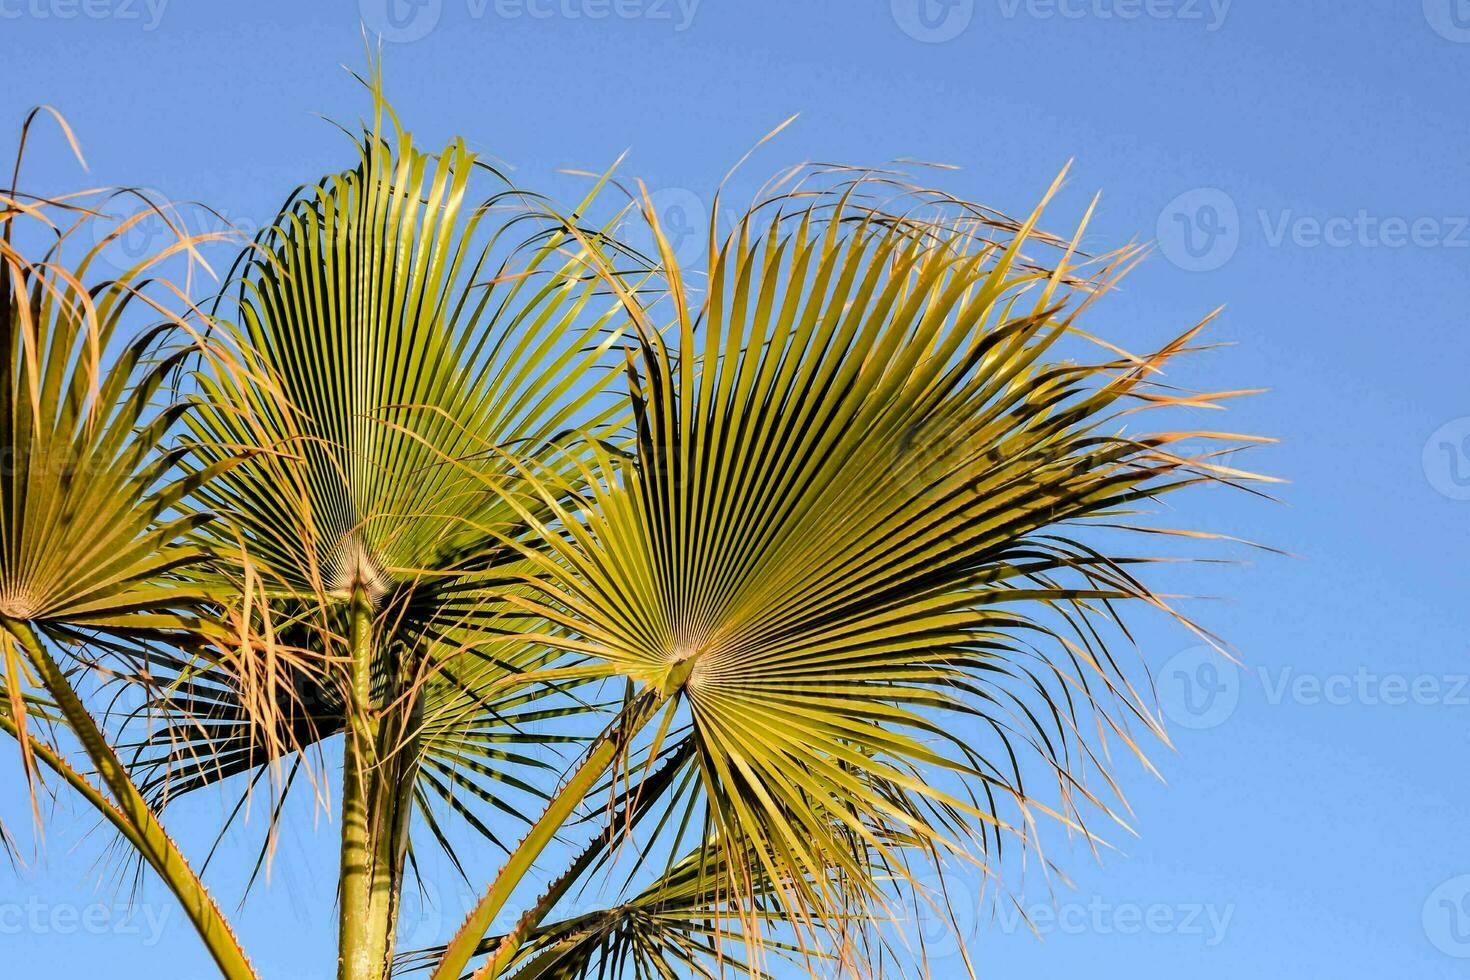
[0,108,261,980]
[183,86,629,609]
[0,103,231,812]
[456,169,1269,975]
[0,117,235,634]
[401,736,854,980]
[105,75,663,977]
[0,69,1266,980]
[492,840,815,980]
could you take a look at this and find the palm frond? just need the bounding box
[127,64,643,833]
[455,168,1270,975]
[0,106,259,979]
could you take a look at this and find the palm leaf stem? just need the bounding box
[2,616,257,980]
[430,686,668,980]
[339,587,418,980]
[473,733,697,979]
[0,710,147,853]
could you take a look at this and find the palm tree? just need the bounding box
[0,62,1266,980]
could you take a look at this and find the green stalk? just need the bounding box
[0,710,148,854]
[338,587,387,980]
[475,830,605,979]
[337,587,419,980]
[2,617,257,980]
[429,688,666,980]
[475,735,697,978]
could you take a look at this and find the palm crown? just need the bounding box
[0,63,1266,980]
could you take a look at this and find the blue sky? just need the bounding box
[1,1,1468,977]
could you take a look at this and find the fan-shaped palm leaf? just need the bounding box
[130,66,645,980]
[0,70,1267,980]
[0,109,257,979]
[430,170,1269,979]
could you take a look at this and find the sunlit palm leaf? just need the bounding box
[112,66,653,980]
[129,67,636,811]
[501,840,817,980]
[0,108,259,979]
[459,170,1269,975]
[1,168,223,632]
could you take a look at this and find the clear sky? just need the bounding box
[1,1,1467,977]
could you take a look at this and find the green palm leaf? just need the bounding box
[0,71,1269,980]
[0,108,258,979]
[432,169,1269,978]
[129,65,650,980]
